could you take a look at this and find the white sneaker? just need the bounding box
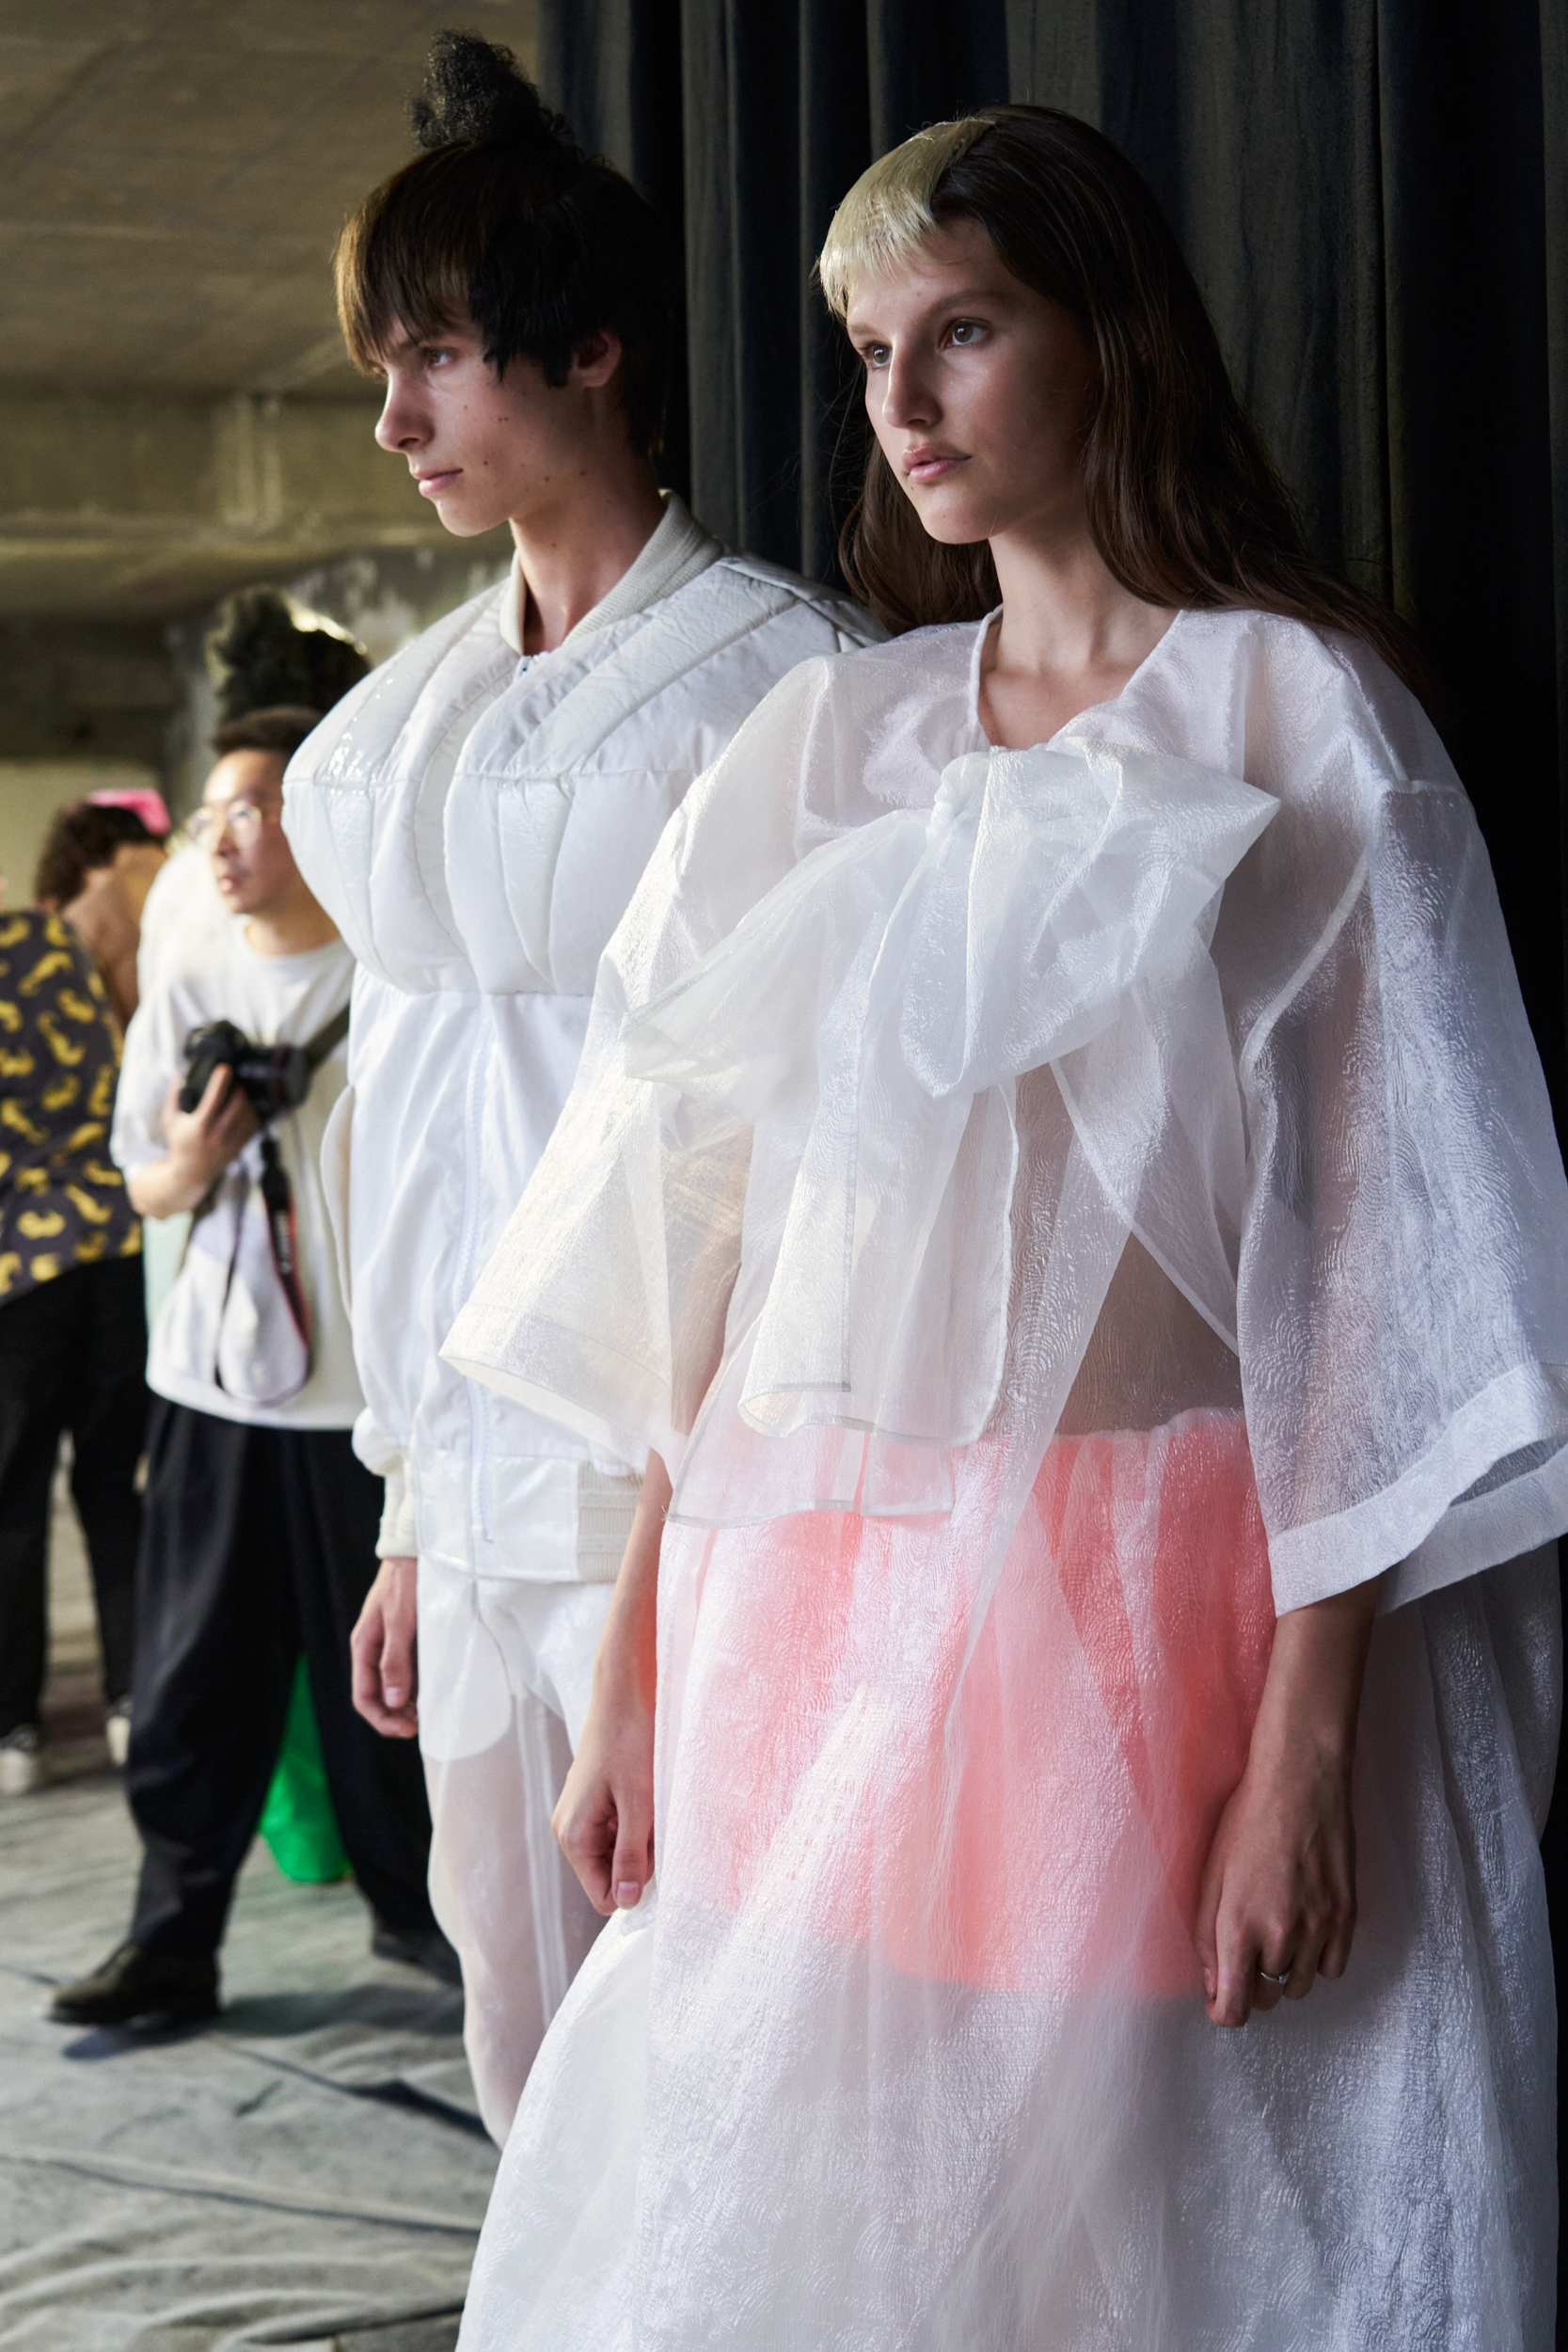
[0,1725,44,1796]
[104,1704,131,1770]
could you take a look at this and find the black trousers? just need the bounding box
[127,1400,436,1957]
[0,1257,148,1737]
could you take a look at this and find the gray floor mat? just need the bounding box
[0,1772,497,2352]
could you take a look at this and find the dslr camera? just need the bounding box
[179,1020,311,1120]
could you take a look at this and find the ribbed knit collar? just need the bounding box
[498,490,723,657]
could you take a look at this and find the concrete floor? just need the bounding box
[0,1472,497,2350]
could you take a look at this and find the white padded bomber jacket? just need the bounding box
[283,497,879,1583]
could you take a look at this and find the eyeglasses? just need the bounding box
[189,800,273,849]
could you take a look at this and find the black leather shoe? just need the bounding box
[49,1940,218,2027]
[371,1920,463,1987]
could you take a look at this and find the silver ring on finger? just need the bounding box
[1257,1963,1292,1986]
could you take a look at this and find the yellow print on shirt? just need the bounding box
[20,950,72,995]
[37,1012,87,1068]
[1,1101,46,1146]
[64,1184,113,1227]
[0,913,134,1295]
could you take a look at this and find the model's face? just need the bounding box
[197,751,294,916]
[846,217,1098,551]
[372,313,623,537]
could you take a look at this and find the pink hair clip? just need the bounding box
[85,787,172,837]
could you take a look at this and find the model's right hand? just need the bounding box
[552,1675,656,1916]
[350,1553,420,1738]
[552,1449,668,1915]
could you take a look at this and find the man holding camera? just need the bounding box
[51,707,447,2028]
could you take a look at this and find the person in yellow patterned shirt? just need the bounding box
[0,909,147,1794]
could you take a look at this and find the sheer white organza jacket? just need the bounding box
[447,608,1567,2352]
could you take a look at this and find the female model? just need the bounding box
[447,107,1567,2345]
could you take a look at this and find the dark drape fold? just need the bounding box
[539,0,690,496]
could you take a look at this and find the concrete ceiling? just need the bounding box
[0,0,537,618]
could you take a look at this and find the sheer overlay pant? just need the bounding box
[416,1552,610,2143]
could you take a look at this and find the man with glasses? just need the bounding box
[50,706,449,2028]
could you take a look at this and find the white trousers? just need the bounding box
[416,1552,612,2143]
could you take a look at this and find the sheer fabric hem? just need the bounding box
[1268,1359,1568,1612]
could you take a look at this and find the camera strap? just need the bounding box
[302,1003,351,1073]
[210,999,351,1397]
[249,1002,352,1358]
[258,1131,310,1353]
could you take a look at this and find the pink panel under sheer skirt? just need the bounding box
[674,1410,1275,2000]
[457,1413,1556,2350]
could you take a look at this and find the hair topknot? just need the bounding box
[410,30,574,159]
[206,590,369,727]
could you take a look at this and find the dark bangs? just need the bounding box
[337,144,528,374]
[334,140,672,457]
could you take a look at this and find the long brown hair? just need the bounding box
[821,108,1421,691]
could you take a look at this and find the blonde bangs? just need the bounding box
[816,118,990,317]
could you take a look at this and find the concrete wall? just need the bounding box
[0,620,179,771]
[0,382,513,816]
[0,390,461,623]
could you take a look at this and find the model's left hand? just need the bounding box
[1193,1576,1381,2028]
[1193,1741,1356,2026]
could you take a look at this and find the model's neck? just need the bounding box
[245,891,339,960]
[512,450,667,656]
[987,509,1169,682]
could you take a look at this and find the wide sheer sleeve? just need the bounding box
[1236,706,1568,1613]
[442,660,839,1468]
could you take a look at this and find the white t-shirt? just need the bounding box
[113,922,363,1430]
[135,841,230,1003]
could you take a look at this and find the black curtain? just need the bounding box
[540,0,1568,2309]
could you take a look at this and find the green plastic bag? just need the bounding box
[260,1656,351,1884]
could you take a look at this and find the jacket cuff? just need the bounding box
[376,1454,419,1559]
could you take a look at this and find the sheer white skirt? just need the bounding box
[456,1464,1559,2347]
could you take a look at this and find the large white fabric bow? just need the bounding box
[625,739,1277,1447]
